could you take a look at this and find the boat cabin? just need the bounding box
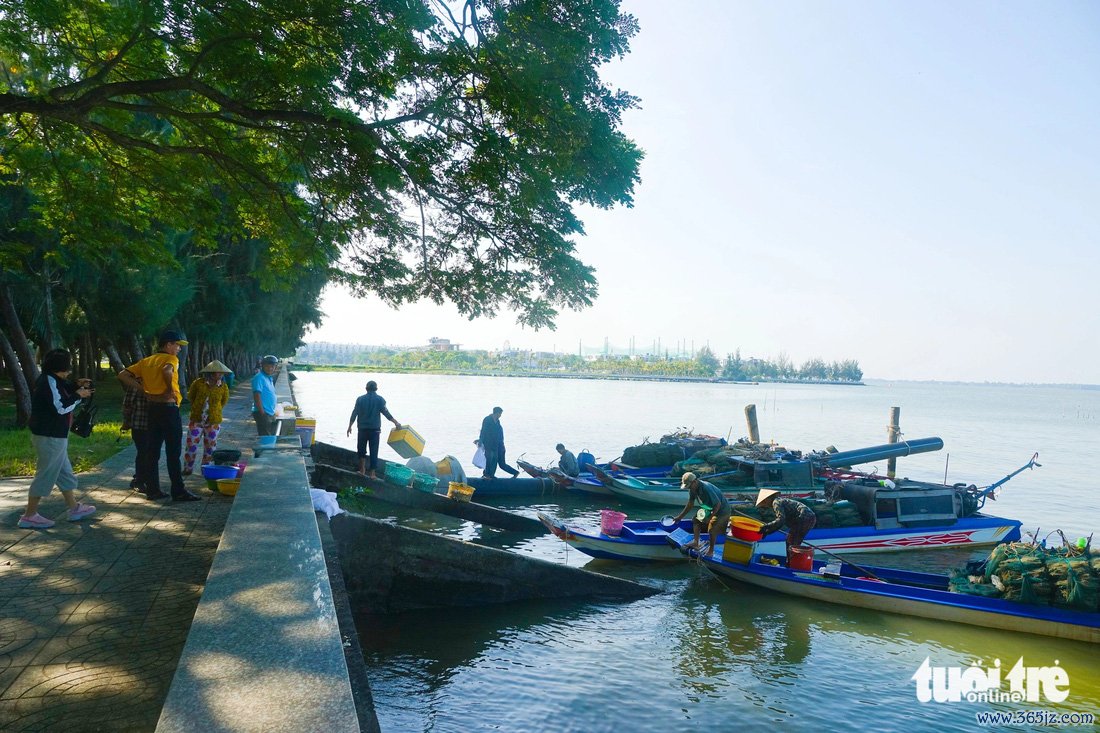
[840,478,964,529]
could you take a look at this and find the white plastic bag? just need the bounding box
[472,444,486,469]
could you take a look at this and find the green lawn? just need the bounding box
[0,375,129,477]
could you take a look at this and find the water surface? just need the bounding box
[294,373,1100,731]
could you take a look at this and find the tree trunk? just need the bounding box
[129,333,146,363]
[0,284,40,386]
[0,326,32,427]
[103,340,126,373]
[40,265,57,350]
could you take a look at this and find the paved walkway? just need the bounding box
[0,388,256,731]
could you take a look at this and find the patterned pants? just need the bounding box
[183,421,221,473]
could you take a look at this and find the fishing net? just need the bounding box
[1045,553,1100,610]
[948,570,1004,597]
[953,538,1100,605]
[621,442,686,468]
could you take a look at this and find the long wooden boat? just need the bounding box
[605,475,818,506]
[665,529,1100,644]
[311,441,559,497]
[539,513,1022,562]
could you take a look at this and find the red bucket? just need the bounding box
[789,546,814,571]
[600,509,627,537]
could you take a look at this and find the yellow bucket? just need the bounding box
[447,482,475,502]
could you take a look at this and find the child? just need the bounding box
[183,360,232,475]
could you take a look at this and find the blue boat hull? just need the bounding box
[668,532,1100,644]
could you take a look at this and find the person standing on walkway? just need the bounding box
[121,375,152,494]
[118,330,201,502]
[18,349,97,528]
[478,407,519,479]
[346,380,400,479]
[556,443,579,477]
[252,355,279,436]
[183,360,232,475]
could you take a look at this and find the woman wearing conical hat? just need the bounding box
[183,360,232,476]
[756,488,817,564]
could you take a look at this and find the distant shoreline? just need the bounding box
[289,364,865,386]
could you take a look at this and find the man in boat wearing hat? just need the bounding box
[671,472,732,558]
[756,489,817,563]
[183,360,232,475]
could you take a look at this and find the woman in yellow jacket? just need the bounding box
[183,360,232,475]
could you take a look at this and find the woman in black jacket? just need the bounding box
[19,349,97,529]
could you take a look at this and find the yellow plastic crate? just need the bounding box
[721,539,754,565]
[387,425,425,458]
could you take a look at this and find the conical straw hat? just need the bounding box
[200,359,233,374]
[755,489,781,507]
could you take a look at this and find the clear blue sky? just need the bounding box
[308,1,1100,384]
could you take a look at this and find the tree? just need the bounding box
[0,0,642,328]
[695,345,720,376]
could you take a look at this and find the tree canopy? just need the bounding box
[0,0,643,327]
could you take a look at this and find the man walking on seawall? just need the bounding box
[252,355,279,436]
[118,330,201,502]
[478,406,519,479]
[346,380,400,479]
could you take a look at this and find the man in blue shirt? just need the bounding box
[252,355,279,436]
[346,380,400,479]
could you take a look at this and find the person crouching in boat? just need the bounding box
[756,489,817,565]
[671,472,732,558]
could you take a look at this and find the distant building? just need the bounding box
[428,337,459,351]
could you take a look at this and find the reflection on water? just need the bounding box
[294,374,1100,731]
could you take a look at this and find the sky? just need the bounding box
[305,1,1100,385]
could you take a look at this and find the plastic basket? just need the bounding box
[447,483,475,502]
[215,478,241,496]
[410,472,438,493]
[600,509,627,537]
[384,463,414,486]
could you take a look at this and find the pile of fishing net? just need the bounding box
[670,439,783,486]
[621,430,729,468]
[807,500,864,529]
[727,498,865,529]
[949,537,1100,610]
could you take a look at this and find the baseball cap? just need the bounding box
[159,329,188,346]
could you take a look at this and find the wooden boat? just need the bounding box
[665,529,1100,644]
[517,459,549,479]
[539,512,1022,562]
[311,441,559,497]
[605,475,817,506]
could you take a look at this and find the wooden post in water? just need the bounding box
[886,406,901,478]
[745,404,760,444]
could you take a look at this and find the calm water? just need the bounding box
[293,372,1100,731]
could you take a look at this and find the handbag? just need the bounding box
[70,396,98,439]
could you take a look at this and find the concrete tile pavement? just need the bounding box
[0,389,257,732]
